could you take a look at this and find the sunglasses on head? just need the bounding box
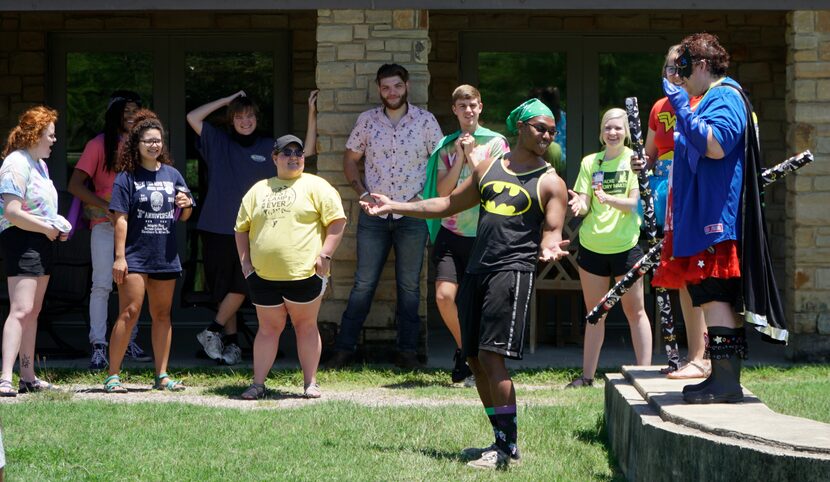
[526,122,557,137]
[279,147,304,157]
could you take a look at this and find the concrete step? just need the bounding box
[605,366,830,481]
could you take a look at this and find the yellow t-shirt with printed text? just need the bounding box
[235,173,346,281]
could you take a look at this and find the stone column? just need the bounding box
[315,9,432,350]
[785,10,830,360]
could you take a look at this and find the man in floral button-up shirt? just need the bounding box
[329,64,443,369]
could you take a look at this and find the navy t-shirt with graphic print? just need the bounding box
[110,164,189,273]
[195,122,275,235]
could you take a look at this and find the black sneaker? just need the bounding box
[324,350,355,369]
[394,352,423,370]
[451,348,472,383]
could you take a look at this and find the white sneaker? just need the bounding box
[197,329,224,360]
[221,343,242,365]
[466,448,510,469]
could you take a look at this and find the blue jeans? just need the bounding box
[336,211,428,353]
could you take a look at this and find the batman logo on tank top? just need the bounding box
[467,157,550,274]
[480,180,532,216]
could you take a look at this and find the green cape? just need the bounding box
[422,125,506,243]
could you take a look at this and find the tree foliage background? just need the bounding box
[66,52,153,159]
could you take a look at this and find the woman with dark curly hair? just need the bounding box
[103,111,194,393]
[68,90,152,370]
[0,105,69,396]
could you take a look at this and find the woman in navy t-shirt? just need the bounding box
[103,111,194,393]
[186,90,318,365]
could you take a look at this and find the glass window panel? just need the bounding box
[184,52,275,193]
[597,52,665,148]
[477,52,567,172]
[65,52,153,170]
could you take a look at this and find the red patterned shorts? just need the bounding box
[652,231,740,289]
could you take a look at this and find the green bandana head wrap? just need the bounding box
[505,98,554,135]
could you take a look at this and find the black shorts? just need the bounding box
[431,227,475,284]
[577,242,644,278]
[201,230,248,301]
[687,277,741,309]
[245,272,327,307]
[0,227,53,276]
[458,270,534,360]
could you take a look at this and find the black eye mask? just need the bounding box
[678,44,694,79]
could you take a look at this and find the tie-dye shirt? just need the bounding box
[437,135,509,237]
[0,149,62,233]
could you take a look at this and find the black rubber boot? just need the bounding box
[683,327,746,404]
[682,375,713,395]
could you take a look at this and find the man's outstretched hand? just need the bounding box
[360,193,393,217]
[539,240,571,262]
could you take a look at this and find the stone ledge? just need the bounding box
[605,367,830,481]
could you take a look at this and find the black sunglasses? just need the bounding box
[279,147,304,157]
[526,122,557,137]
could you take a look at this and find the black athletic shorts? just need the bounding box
[576,242,644,278]
[200,230,248,302]
[0,227,53,276]
[687,277,741,309]
[458,270,534,360]
[245,272,327,307]
[432,226,475,284]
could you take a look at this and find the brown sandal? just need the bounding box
[19,378,57,393]
[241,383,266,400]
[565,376,594,388]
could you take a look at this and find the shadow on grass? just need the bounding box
[202,384,305,400]
[73,386,154,394]
[364,442,462,463]
[575,414,626,482]
[418,447,464,462]
[383,379,452,390]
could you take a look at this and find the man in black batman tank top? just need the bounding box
[361,99,569,469]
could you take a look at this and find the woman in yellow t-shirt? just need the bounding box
[235,135,346,400]
[566,108,652,388]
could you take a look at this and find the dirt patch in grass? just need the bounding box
[0,382,585,410]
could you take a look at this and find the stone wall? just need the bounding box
[315,9,432,335]
[785,11,830,361]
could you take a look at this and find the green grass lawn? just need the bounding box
[0,364,827,481]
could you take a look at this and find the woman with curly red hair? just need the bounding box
[0,105,70,396]
[103,111,194,393]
